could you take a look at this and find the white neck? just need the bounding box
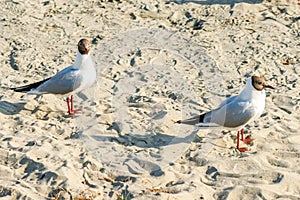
[73,50,90,69]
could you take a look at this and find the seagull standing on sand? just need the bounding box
[176,76,274,152]
[11,39,96,115]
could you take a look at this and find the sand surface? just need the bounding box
[0,0,300,199]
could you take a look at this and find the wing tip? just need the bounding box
[9,78,51,93]
[10,86,31,93]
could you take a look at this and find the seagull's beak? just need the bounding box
[264,84,275,89]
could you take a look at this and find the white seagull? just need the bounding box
[11,39,96,115]
[176,76,274,152]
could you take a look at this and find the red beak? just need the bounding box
[264,85,275,89]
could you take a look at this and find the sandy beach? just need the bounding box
[1,0,300,199]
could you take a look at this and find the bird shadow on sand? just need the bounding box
[0,99,65,118]
[89,130,196,148]
[80,124,200,177]
[82,122,222,149]
[0,100,27,115]
[167,0,262,5]
[167,0,263,15]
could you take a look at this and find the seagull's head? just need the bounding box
[251,76,275,91]
[78,39,90,55]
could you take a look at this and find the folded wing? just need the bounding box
[30,67,82,95]
[178,96,256,129]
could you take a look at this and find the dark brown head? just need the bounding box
[251,76,275,91]
[78,39,90,55]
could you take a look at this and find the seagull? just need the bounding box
[176,76,274,152]
[10,39,96,115]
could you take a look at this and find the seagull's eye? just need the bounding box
[256,81,262,85]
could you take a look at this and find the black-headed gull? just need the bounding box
[11,39,96,115]
[176,76,274,152]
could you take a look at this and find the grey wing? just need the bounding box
[217,95,238,108]
[36,67,82,95]
[205,100,256,128]
[179,96,243,127]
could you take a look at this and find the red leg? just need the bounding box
[67,96,72,115]
[66,95,81,115]
[70,95,75,113]
[240,128,244,141]
[240,128,254,145]
[237,130,247,152]
[242,135,254,145]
